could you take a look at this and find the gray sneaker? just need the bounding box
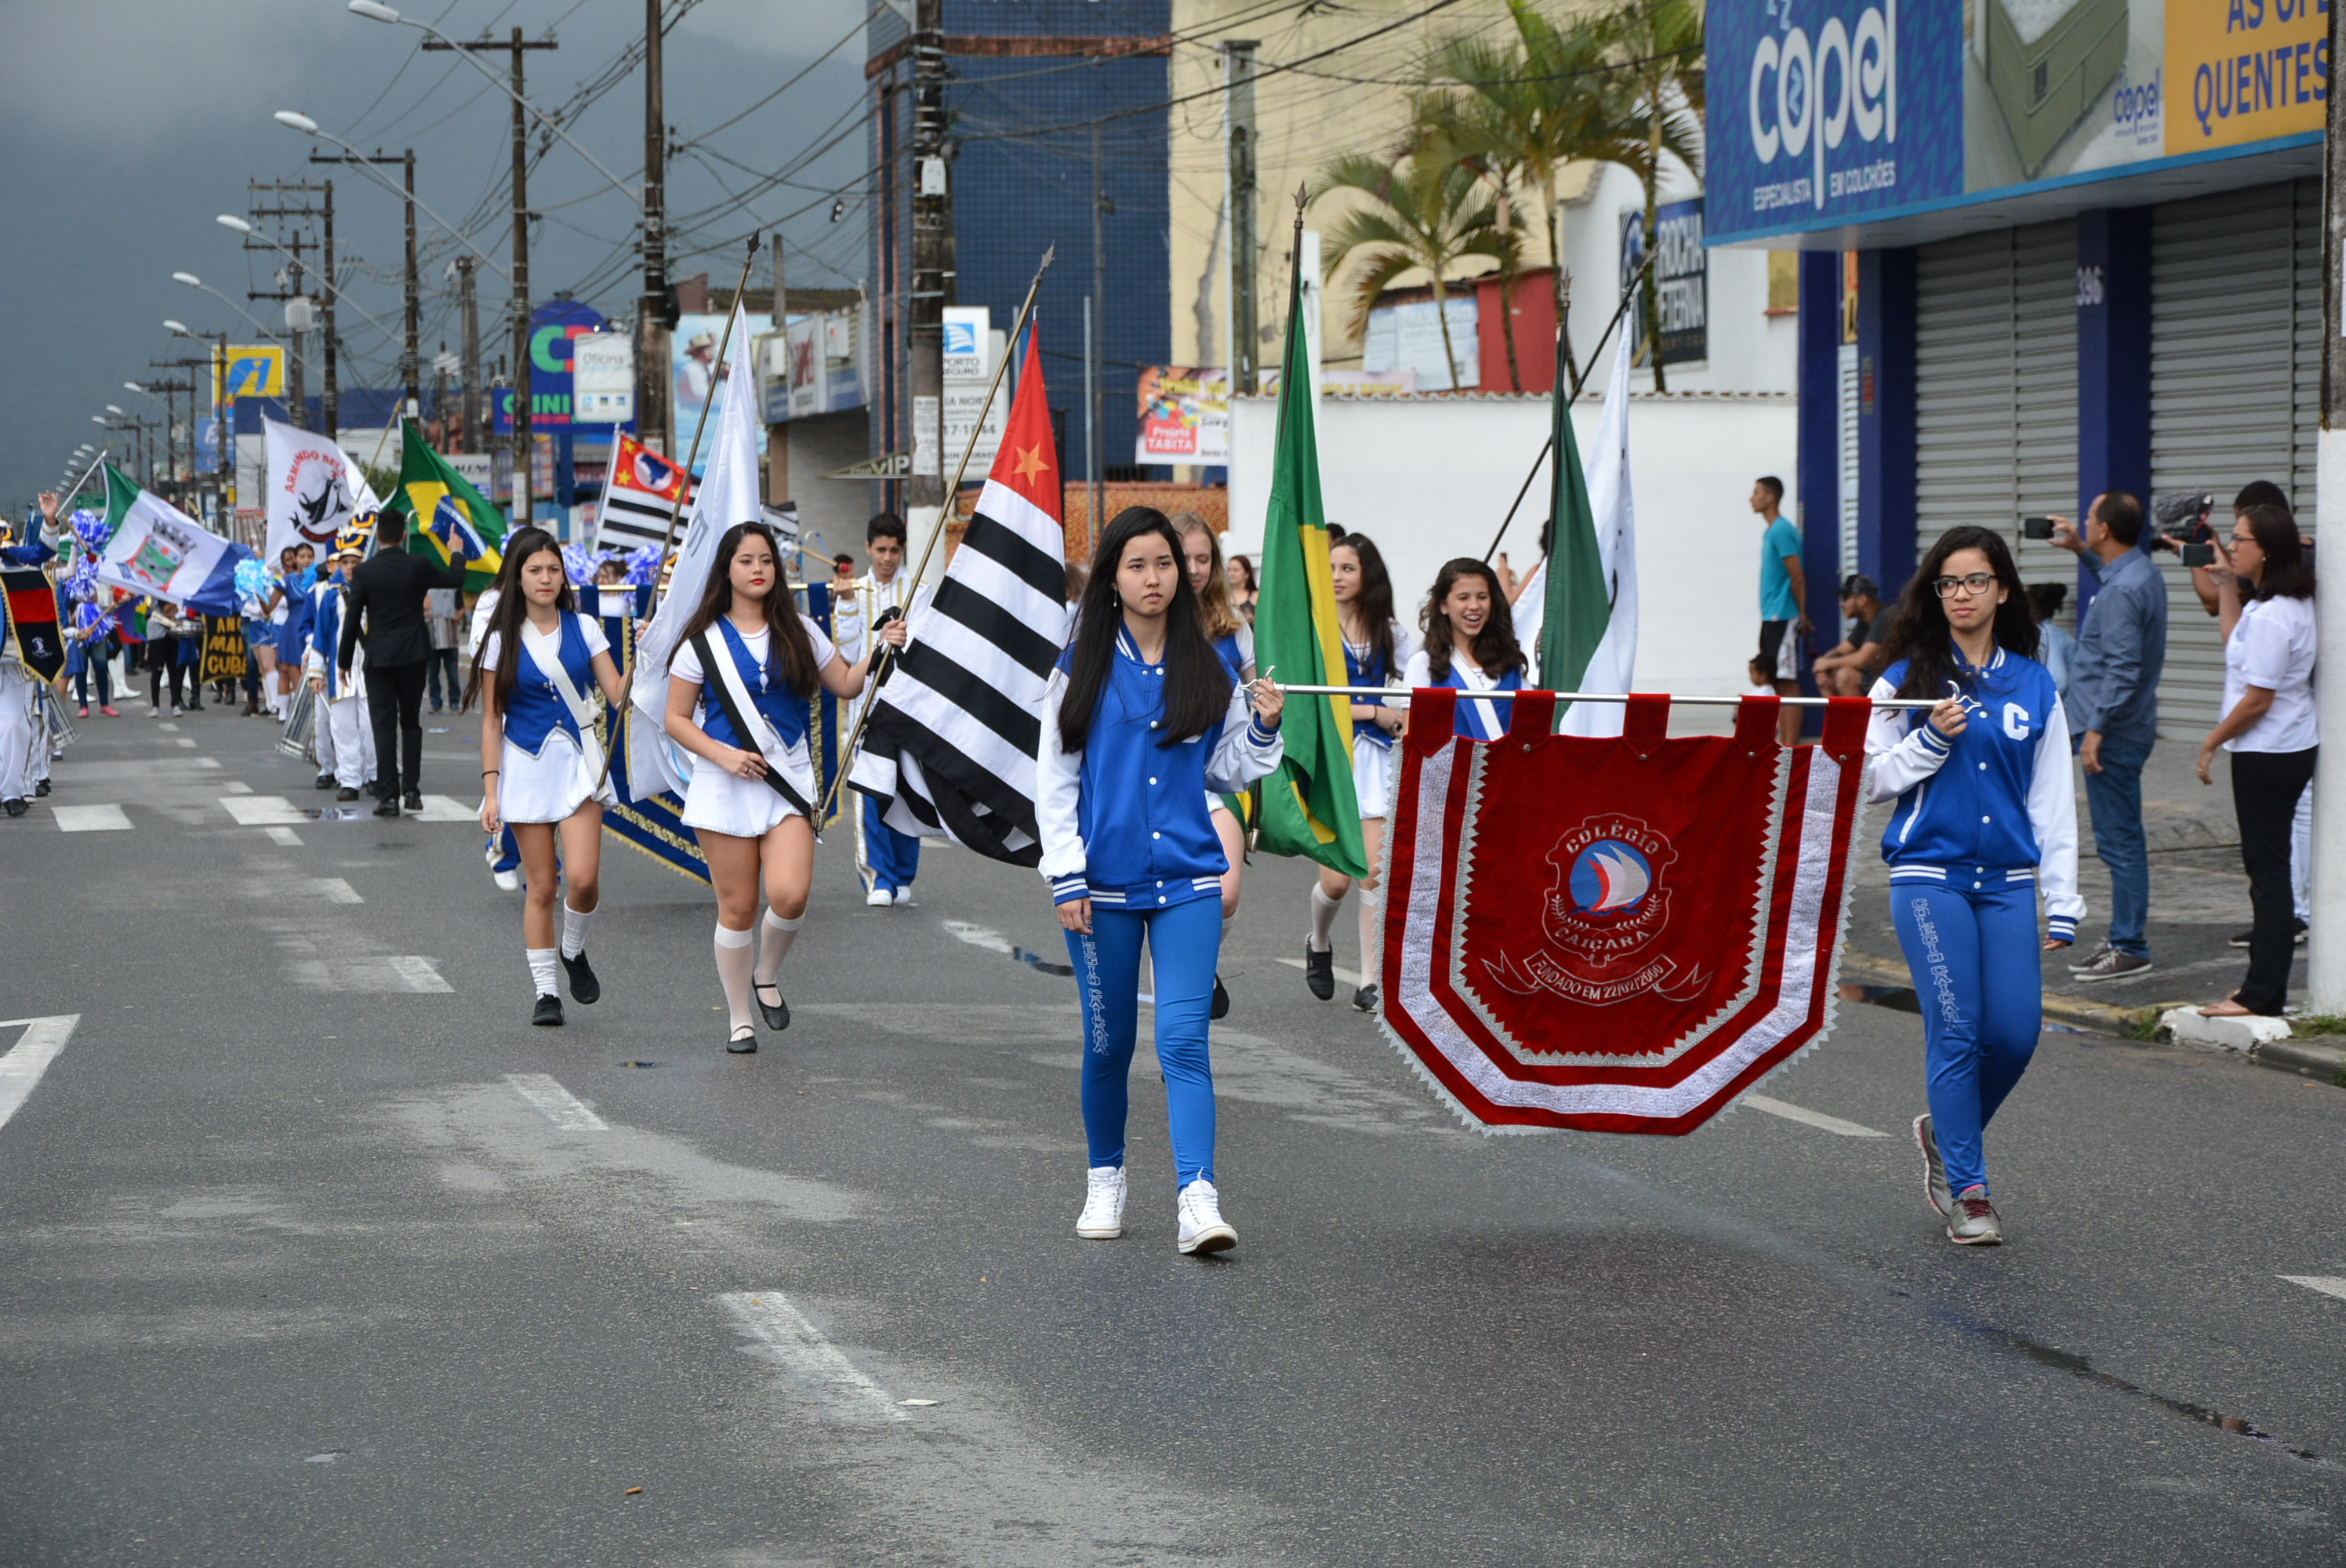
[1947,1185,2003,1246]
[1913,1114,1952,1218]
[2064,940,2112,973]
[2067,948,2153,984]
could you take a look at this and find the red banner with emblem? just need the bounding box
[1378,690,1874,1134]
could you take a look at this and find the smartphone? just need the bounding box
[2181,543,2216,568]
[2022,516,2057,540]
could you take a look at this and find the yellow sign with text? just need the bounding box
[2168,0,2330,155]
[214,345,285,402]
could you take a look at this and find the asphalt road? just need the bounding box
[5,706,2345,1565]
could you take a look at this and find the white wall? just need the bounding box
[1227,391,1799,699]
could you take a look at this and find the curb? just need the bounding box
[1839,951,2174,1039]
[2253,1036,2346,1083]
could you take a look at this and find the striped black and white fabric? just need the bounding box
[849,336,1069,864]
[596,434,691,551]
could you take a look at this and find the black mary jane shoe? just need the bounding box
[1352,982,1380,1014]
[726,1024,758,1054]
[754,982,790,1033]
[1211,975,1230,1021]
[531,993,565,1027]
[1303,942,1335,1002]
[561,951,601,1006]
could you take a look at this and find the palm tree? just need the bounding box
[1414,91,1531,391]
[1313,143,1520,394]
[1601,0,1706,391]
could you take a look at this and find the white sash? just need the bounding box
[695,626,814,816]
[1450,649,1504,740]
[528,621,606,779]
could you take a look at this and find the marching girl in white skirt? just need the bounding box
[1171,511,1253,1020]
[1303,531,1415,1012]
[469,526,630,1027]
[663,520,904,1053]
[1401,557,1528,743]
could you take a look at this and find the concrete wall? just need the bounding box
[1226,391,1799,699]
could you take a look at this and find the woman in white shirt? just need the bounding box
[2196,503,2318,1018]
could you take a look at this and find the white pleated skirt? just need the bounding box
[681,740,815,839]
[496,731,614,824]
[1353,731,1396,820]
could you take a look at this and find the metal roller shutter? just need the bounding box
[1915,223,2078,608]
[2148,181,2312,737]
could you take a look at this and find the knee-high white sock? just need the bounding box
[754,909,804,986]
[1356,885,1384,984]
[1309,883,1342,953]
[714,923,755,1033]
[526,947,560,999]
[560,902,593,960]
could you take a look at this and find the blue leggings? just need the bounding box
[1890,880,2043,1199]
[1066,898,1221,1185]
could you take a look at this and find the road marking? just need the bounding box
[308,877,364,904]
[157,722,179,732]
[1740,1094,1890,1138]
[222,781,252,795]
[1277,954,1365,987]
[0,1016,78,1134]
[386,956,452,992]
[2280,1276,2346,1302]
[265,826,303,847]
[506,1073,608,1131]
[53,804,131,833]
[220,796,307,826]
[408,794,478,822]
[719,1291,907,1421]
[942,920,1074,977]
[174,738,196,750]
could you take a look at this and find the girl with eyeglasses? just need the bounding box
[1867,526,2083,1247]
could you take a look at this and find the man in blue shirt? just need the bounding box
[2052,490,2165,982]
[1751,476,1810,745]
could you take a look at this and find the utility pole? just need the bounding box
[310,147,421,412]
[320,180,338,436]
[245,183,329,431]
[2311,0,2346,1014]
[427,27,557,522]
[768,233,789,508]
[454,257,482,449]
[638,0,671,456]
[1091,122,1106,532]
[907,0,948,525]
[1223,41,1259,395]
[145,368,200,502]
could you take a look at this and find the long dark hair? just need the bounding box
[1332,532,1397,680]
[1058,506,1231,753]
[1421,557,1527,679]
[1883,525,2038,701]
[670,521,820,696]
[461,526,572,715]
[2240,503,2315,601]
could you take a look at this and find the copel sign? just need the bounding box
[1747,2,1899,213]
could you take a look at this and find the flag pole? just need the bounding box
[812,244,1057,827]
[1480,248,1657,565]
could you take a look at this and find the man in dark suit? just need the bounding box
[340,509,466,818]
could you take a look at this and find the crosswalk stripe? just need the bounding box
[507,1073,607,1131]
[2280,1276,2346,1302]
[1739,1094,1890,1138]
[0,1016,78,1134]
[308,878,363,904]
[53,804,132,833]
[719,1291,908,1421]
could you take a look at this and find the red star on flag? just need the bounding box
[987,332,1061,523]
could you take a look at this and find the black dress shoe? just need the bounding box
[336,786,359,802]
[1303,942,1335,1001]
[726,1025,758,1054]
[373,798,401,818]
[561,951,601,1005]
[34,779,50,797]
[403,790,423,811]
[1352,982,1380,1014]
[532,993,565,1027]
[1211,975,1230,1021]
[2,798,25,818]
[754,982,790,1032]
[314,772,334,789]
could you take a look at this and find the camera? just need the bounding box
[2021,516,2057,540]
[2181,543,2216,568]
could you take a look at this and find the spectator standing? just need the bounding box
[1750,476,1810,744]
[2027,584,2076,697]
[1812,573,1889,696]
[423,586,462,714]
[2195,504,2317,1018]
[2050,491,2166,982]
[1226,554,1258,625]
[143,601,194,715]
[338,509,468,818]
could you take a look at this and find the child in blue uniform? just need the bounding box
[1040,507,1285,1255]
[1402,557,1527,742]
[467,527,630,1026]
[1866,525,2081,1246]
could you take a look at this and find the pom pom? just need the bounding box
[561,543,596,588]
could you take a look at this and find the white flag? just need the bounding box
[626,307,759,802]
[1558,328,1638,739]
[263,418,380,565]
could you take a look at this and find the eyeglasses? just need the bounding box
[1932,572,1997,598]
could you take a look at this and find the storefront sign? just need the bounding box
[1135,367,1229,463]
[1619,199,1709,368]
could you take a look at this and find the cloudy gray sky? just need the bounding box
[1,0,871,510]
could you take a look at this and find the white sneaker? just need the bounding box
[1076,1165,1127,1239]
[865,887,892,907]
[492,869,521,892]
[892,886,913,906]
[1176,1178,1237,1254]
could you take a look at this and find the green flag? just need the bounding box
[386,417,509,593]
[1538,322,1607,710]
[1252,244,1366,879]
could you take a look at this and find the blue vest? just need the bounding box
[697,616,810,753]
[503,612,597,756]
[1347,633,1400,750]
[1878,647,2061,872]
[1432,652,1523,741]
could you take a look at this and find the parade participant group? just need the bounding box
[6,435,2312,1261]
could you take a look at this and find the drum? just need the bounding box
[278,682,318,763]
[35,685,76,755]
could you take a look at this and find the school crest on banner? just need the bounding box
[1378,691,1872,1136]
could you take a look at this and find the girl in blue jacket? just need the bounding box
[1866,525,2082,1247]
[1039,507,1285,1255]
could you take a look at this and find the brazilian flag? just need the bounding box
[387,417,508,593]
